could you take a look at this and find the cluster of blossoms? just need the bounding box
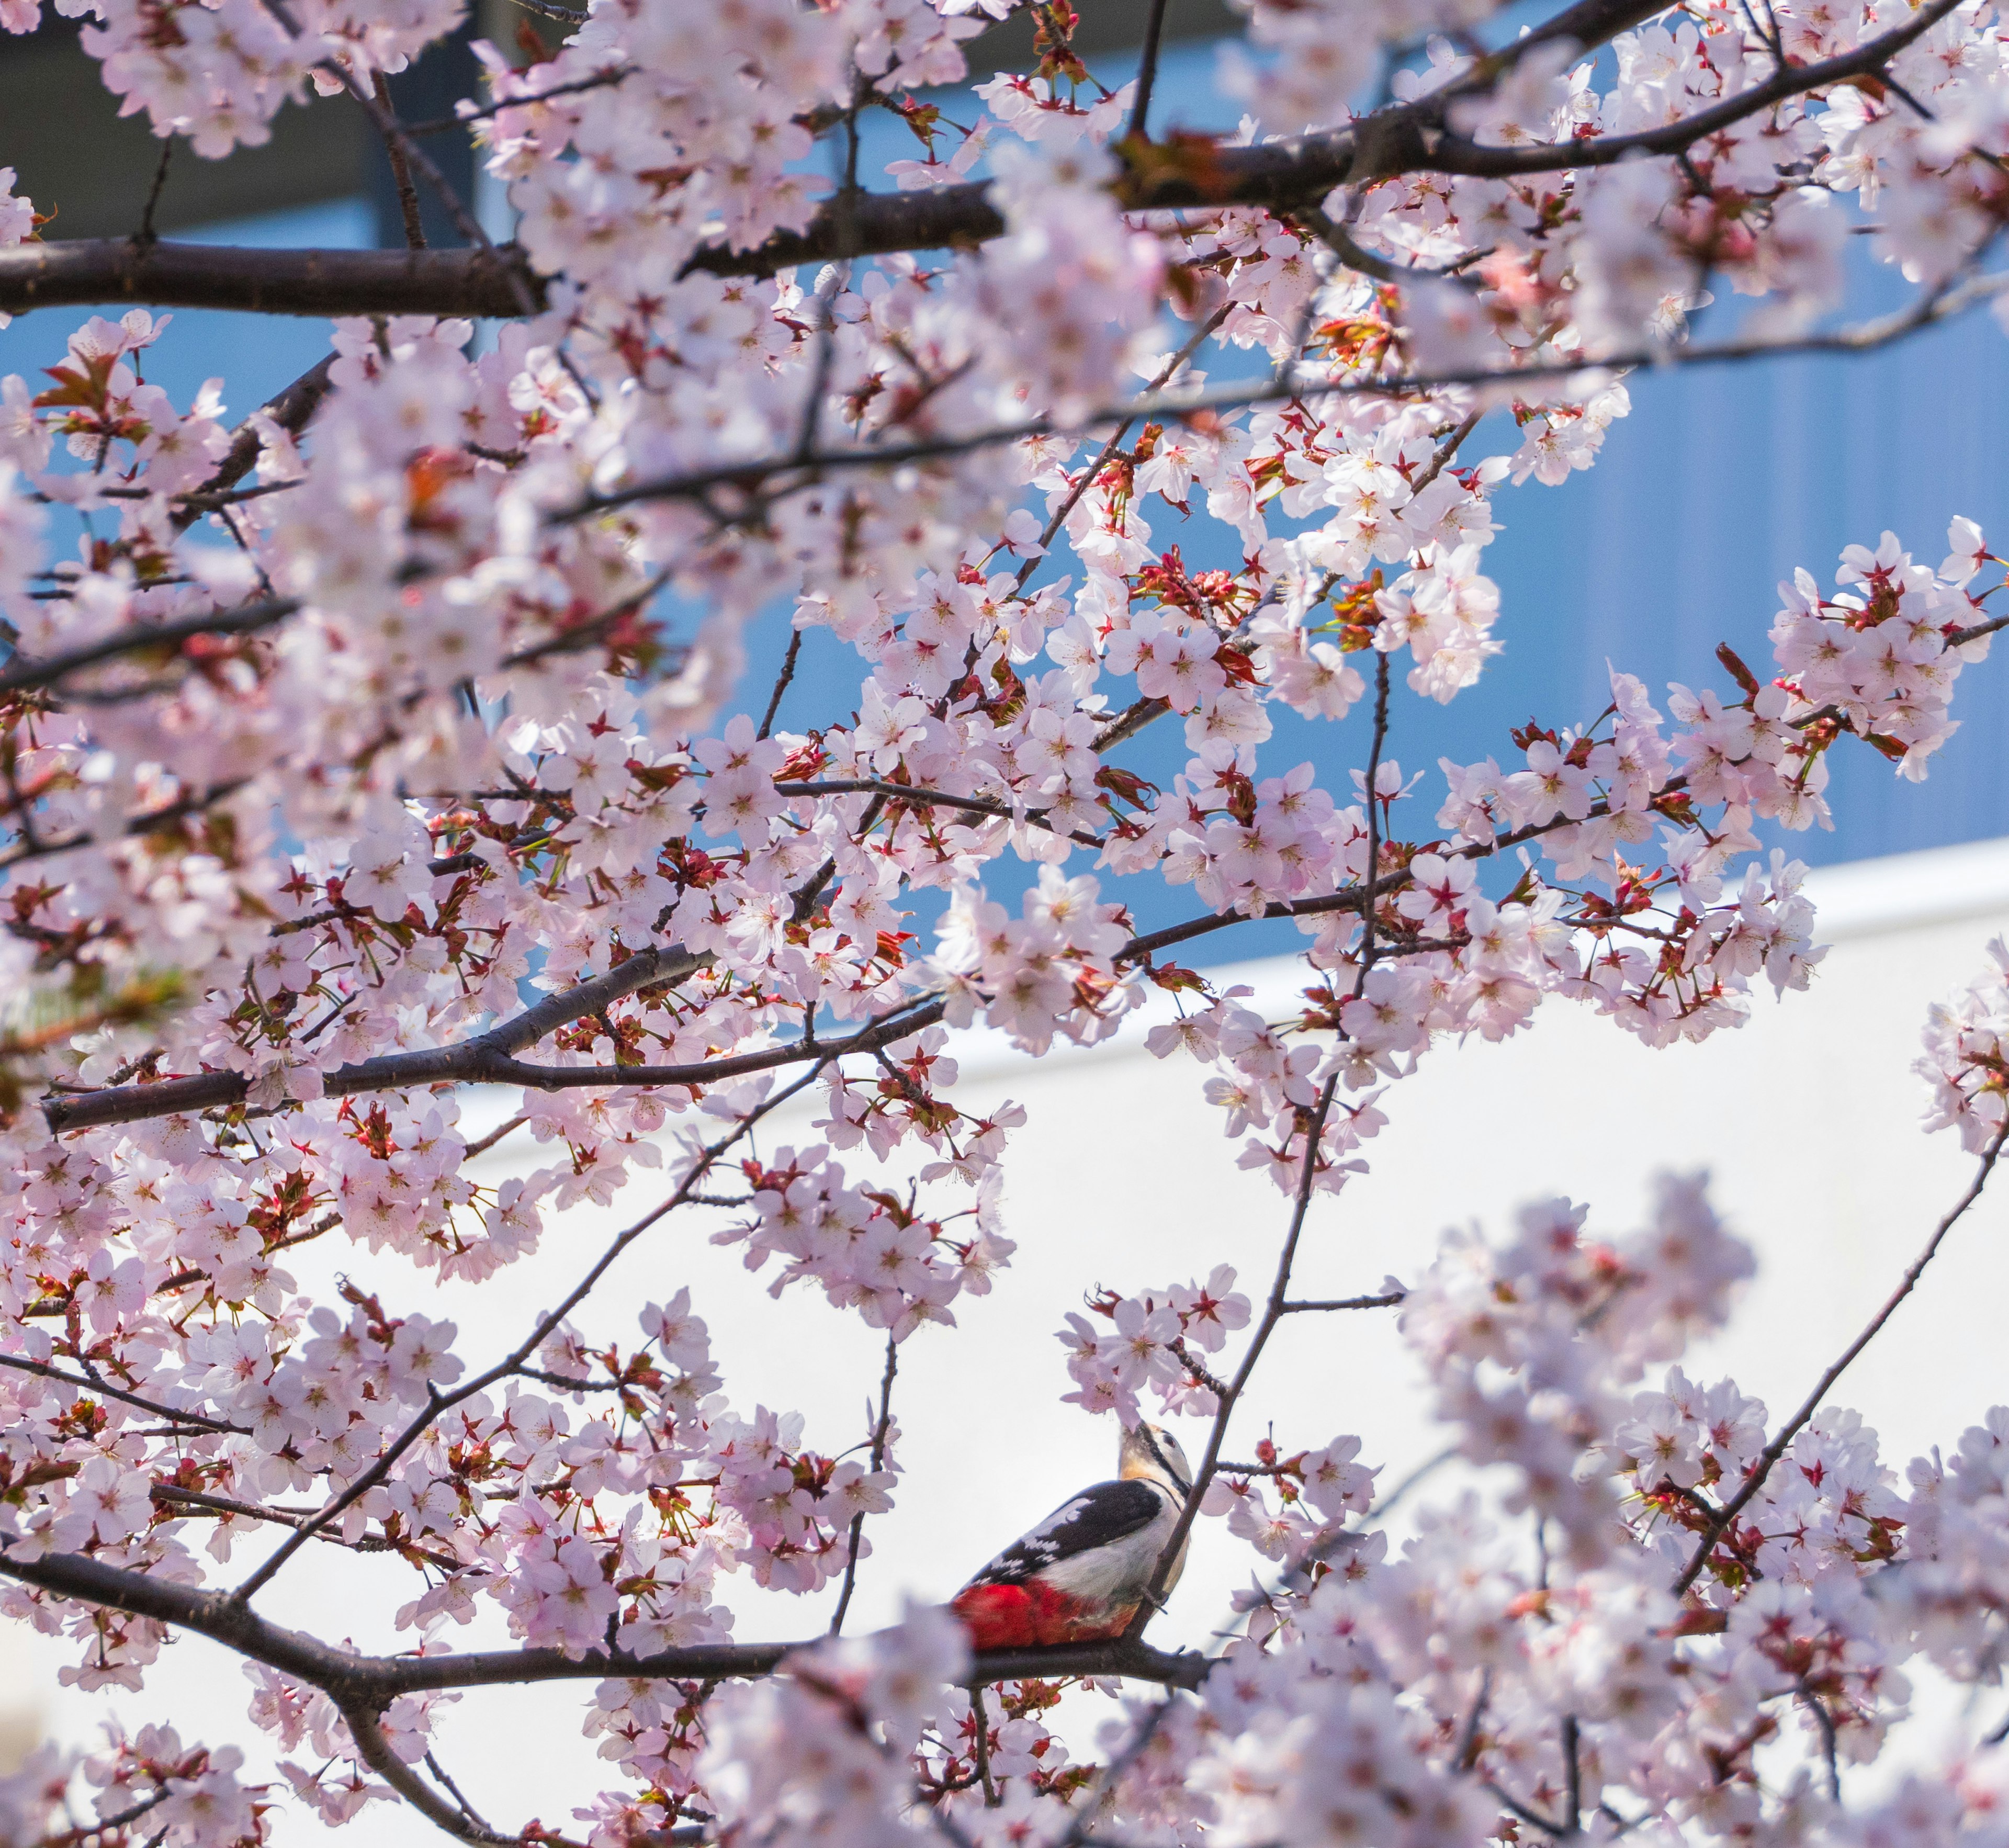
[720,1127,1014,1337]
[0,1725,263,1848]
[1403,1174,1760,1556]
[2,0,2009,1840]
[48,0,461,158]
[1056,1265,1253,1422]
[1917,932,2009,1151]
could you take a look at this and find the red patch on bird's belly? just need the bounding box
[950,1583,1136,1650]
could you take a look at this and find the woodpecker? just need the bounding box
[949,1424,1193,1650]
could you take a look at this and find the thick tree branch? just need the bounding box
[0,1540,1206,1695]
[33,570,1967,1140]
[0,240,546,320]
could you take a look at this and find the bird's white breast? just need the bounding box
[1039,1479,1184,1607]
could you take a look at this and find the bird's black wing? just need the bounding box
[962,1479,1165,1588]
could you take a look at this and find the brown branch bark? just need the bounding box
[30,543,1975,1140]
[0,240,545,320]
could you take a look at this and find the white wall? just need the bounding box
[11,836,2009,1836]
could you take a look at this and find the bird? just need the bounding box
[948,1423,1194,1651]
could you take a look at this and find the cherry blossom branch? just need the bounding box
[0,1352,249,1434]
[41,943,710,1132]
[264,0,523,297]
[228,1060,829,1602]
[150,1485,466,1570]
[0,776,257,873]
[41,861,1447,1134]
[337,1691,575,1848]
[422,1752,502,1842]
[758,630,806,739]
[567,271,2009,521]
[70,1788,180,1845]
[777,779,1104,848]
[6,553,673,703]
[0,0,1966,323]
[1436,0,1968,179]
[1125,0,1173,143]
[9,280,1997,721]
[370,71,430,251]
[461,1112,529,1160]
[1797,1678,1842,1803]
[1671,1122,2009,1598]
[29,645,1932,1138]
[1484,1778,1569,1838]
[405,63,636,135]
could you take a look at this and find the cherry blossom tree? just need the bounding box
[6,0,2009,1843]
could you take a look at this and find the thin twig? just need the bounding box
[1561,1712,1582,1834]
[828,1330,899,1636]
[371,72,429,250]
[1672,1123,2009,1597]
[758,631,805,740]
[423,1750,498,1835]
[461,1112,529,1160]
[1278,1291,1405,1313]
[1124,0,1172,143]
[404,63,633,134]
[1797,1681,1841,1803]
[1127,1067,1342,1635]
[134,139,173,246]
[969,1684,1000,1806]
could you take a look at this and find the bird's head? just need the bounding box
[1119,1423,1193,1499]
